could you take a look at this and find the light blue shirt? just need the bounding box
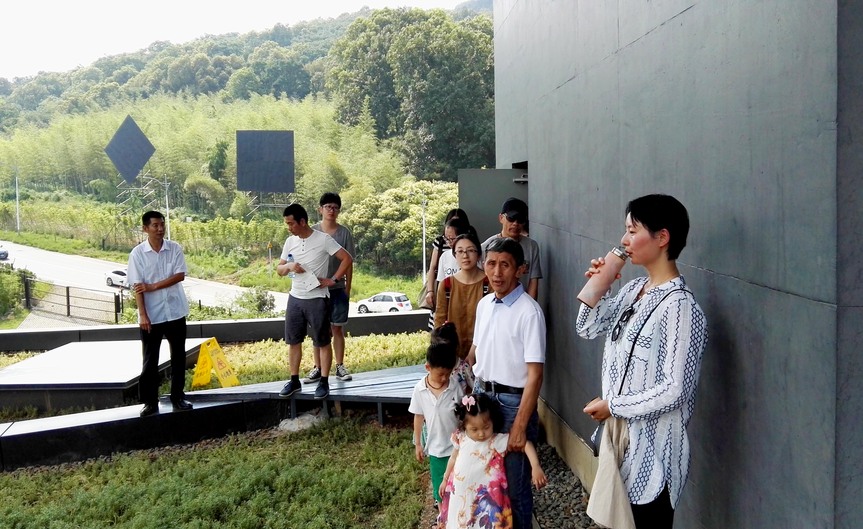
[127,239,189,324]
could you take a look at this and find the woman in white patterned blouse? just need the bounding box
[577,194,708,529]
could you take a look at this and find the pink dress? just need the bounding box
[438,432,511,529]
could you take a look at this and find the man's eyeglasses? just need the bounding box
[611,304,636,342]
[455,248,478,256]
[322,204,340,212]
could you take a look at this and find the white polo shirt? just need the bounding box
[408,375,464,457]
[280,230,343,299]
[472,284,546,388]
[127,239,189,325]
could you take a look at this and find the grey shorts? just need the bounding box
[329,288,349,326]
[284,295,332,347]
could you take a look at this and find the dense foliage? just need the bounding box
[327,8,494,180]
[0,3,491,277]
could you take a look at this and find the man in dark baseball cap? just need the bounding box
[480,197,543,299]
[501,197,529,225]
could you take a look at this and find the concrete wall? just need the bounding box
[494,1,860,527]
[458,168,528,241]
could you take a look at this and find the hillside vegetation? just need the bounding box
[0,3,491,278]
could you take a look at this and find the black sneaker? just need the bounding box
[279,379,301,398]
[314,380,330,400]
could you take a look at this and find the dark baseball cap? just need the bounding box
[501,197,528,223]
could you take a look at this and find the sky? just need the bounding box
[0,0,467,80]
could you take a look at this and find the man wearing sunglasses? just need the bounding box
[480,197,543,299]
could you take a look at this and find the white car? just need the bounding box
[356,292,412,314]
[104,268,128,288]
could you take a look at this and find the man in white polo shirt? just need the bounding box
[467,237,546,529]
[277,203,352,400]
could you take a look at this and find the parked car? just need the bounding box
[356,292,412,314]
[104,268,128,288]
[0,245,7,260]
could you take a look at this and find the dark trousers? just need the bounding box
[139,317,187,405]
[632,485,674,529]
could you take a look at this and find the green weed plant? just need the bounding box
[0,418,424,528]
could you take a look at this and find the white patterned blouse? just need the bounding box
[576,275,708,508]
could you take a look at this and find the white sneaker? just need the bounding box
[303,366,321,383]
[335,364,352,381]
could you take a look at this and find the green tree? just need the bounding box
[389,13,494,180]
[326,8,434,139]
[340,179,457,275]
[326,9,494,180]
[247,42,311,99]
[207,140,230,183]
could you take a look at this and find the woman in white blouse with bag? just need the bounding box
[577,194,708,529]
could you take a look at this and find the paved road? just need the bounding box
[0,240,292,311]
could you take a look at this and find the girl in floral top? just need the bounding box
[437,393,546,529]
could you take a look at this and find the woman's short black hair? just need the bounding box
[626,194,690,260]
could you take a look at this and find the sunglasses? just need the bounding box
[504,213,526,224]
[611,304,636,342]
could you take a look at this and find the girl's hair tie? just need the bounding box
[462,395,476,411]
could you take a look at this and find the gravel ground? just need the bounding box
[418,442,599,529]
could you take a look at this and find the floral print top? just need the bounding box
[438,432,512,529]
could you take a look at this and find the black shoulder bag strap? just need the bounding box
[616,287,693,395]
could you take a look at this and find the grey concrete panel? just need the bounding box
[680,272,835,528]
[494,2,848,524]
[836,307,863,529]
[835,5,863,527]
[458,168,528,242]
[837,2,863,308]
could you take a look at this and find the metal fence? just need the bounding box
[24,278,125,324]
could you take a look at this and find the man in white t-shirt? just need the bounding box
[277,203,352,400]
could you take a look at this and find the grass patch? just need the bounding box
[0,418,424,529]
[0,332,430,527]
[186,332,427,391]
[0,307,28,329]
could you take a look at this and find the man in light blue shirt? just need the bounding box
[127,210,192,417]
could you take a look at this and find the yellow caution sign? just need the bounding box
[191,338,240,388]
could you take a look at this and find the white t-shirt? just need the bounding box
[436,248,460,282]
[408,375,464,457]
[472,284,546,388]
[280,230,343,299]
